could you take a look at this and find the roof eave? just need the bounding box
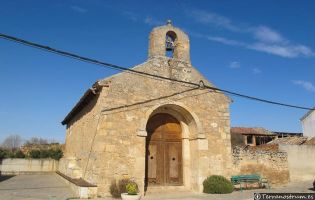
[61,82,108,125]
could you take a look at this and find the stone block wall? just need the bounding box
[232,146,290,185]
[0,158,58,175]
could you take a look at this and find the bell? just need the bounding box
[166,35,174,51]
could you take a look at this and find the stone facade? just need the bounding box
[60,21,233,197]
[232,146,290,185]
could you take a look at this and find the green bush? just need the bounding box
[109,179,138,198]
[14,150,25,158]
[0,149,9,159]
[0,149,25,159]
[39,149,50,158]
[28,149,63,160]
[29,150,41,158]
[126,182,138,195]
[203,175,234,194]
[49,149,63,160]
[0,148,62,160]
[1,150,15,158]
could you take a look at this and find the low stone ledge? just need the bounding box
[0,171,54,175]
[56,171,97,199]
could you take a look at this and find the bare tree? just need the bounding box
[1,134,22,150]
[25,137,48,145]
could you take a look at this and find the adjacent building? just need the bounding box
[231,127,277,147]
[301,108,315,137]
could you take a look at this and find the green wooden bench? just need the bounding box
[231,174,270,191]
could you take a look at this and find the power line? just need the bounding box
[0,33,313,111]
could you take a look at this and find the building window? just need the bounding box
[247,135,253,144]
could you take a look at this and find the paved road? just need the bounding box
[0,174,75,200]
[99,180,315,200]
[0,174,313,200]
[142,180,315,200]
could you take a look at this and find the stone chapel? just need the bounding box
[59,20,233,196]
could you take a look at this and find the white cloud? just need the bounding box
[253,26,285,43]
[189,9,241,32]
[122,11,138,22]
[144,16,163,26]
[207,36,245,46]
[252,68,262,74]
[248,43,315,58]
[293,80,315,92]
[70,5,87,14]
[200,33,314,58]
[187,9,315,58]
[229,61,241,69]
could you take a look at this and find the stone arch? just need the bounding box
[138,102,204,139]
[165,31,177,58]
[141,103,204,191]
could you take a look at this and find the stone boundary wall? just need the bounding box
[0,158,58,175]
[232,146,290,185]
[279,144,315,181]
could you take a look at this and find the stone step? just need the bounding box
[145,185,189,194]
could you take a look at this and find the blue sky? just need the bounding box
[0,0,315,143]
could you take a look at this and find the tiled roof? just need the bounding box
[268,137,308,145]
[304,137,315,145]
[231,127,275,136]
[272,131,303,136]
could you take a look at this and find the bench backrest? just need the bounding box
[231,174,261,182]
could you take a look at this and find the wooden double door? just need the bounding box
[146,113,183,186]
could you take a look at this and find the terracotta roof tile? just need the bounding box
[268,137,308,145]
[231,127,275,136]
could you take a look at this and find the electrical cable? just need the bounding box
[0,33,313,111]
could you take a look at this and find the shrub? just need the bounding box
[29,150,41,158]
[27,148,63,160]
[49,149,63,160]
[109,179,138,198]
[0,149,9,159]
[14,150,25,158]
[39,149,50,158]
[203,175,234,194]
[4,151,15,158]
[126,182,138,195]
[0,149,26,159]
[110,180,121,198]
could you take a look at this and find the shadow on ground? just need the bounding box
[0,175,15,182]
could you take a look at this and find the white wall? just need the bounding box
[302,111,315,137]
[279,145,315,181]
[0,158,58,175]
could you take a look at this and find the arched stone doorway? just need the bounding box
[141,103,205,192]
[145,113,183,186]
